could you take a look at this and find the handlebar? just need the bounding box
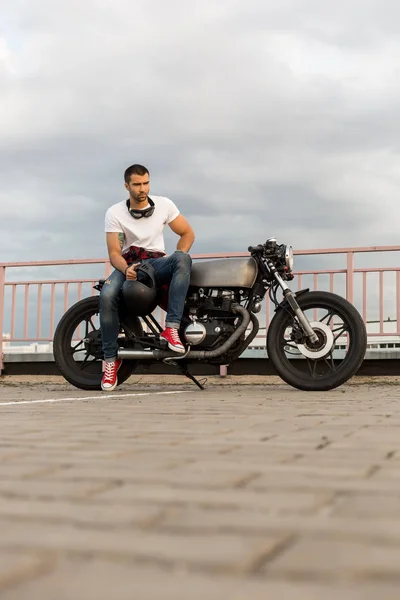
[248,244,264,254]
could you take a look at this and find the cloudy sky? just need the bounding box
[1,0,400,268]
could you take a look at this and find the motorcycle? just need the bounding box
[53,237,367,391]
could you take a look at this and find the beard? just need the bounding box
[133,193,148,204]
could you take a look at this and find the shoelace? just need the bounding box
[104,362,117,379]
[169,329,182,343]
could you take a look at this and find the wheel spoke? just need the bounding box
[79,354,98,370]
[323,354,335,371]
[68,340,85,355]
[332,324,346,334]
[82,316,98,339]
[71,347,84,356]
[320,310,334,325]
[333,326,348,342]
[306,357,318,378]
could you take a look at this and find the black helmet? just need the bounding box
[121,262,158,316]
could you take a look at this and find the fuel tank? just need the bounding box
[189,257,258,288]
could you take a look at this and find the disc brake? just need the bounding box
[294,321,335,359]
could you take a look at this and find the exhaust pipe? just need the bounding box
[117,304,250,361]
[118,350,155,359]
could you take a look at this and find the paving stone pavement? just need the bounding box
[1,377,400,599]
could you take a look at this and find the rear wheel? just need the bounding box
[53,296,143,390]
[267,291,367,391]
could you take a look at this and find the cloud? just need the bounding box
[1,0,400,270]
[0,37,16,74]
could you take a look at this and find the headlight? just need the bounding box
[285,245,294,271]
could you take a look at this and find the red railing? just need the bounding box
[1,246,400,374]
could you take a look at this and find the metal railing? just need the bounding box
[1,245,400,374]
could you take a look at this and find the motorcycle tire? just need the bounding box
[267,291,367,391]
[53,296,142,391]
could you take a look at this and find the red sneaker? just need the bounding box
[160,327,185,354]
[101,359,122,391]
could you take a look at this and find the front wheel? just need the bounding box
[53,296,142,390]
[267,291,367,391]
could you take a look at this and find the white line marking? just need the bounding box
[0,391,186,407]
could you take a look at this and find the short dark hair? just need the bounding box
[124,164,149,183]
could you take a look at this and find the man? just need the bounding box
[100,164,195,391]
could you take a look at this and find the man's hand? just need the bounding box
[125,263,140,280]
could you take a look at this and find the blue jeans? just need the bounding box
[99,250,192,360]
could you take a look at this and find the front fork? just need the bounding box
[273,270,319,344]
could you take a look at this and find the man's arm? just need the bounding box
[106,233,139,279]
[168,215,195,252]
[106,233,130,275]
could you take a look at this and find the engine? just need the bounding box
[182,288,240,349]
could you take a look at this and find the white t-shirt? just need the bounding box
[104,196,180,254]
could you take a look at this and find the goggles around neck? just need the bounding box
[126,197,155,219]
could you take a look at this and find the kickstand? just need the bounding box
[162,350,206,390]
[178,363,206,390]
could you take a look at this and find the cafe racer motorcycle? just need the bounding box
[53,237,367,392]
